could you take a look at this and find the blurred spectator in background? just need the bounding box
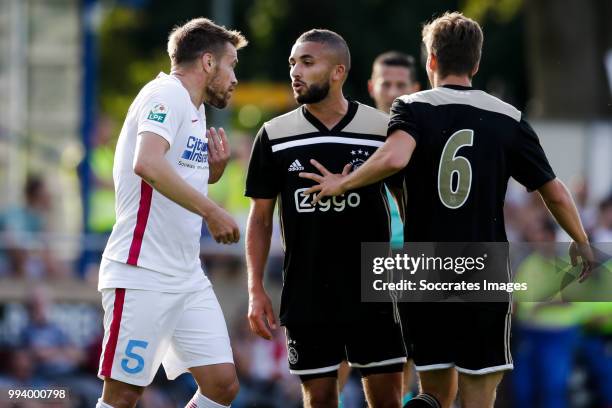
[579,298,612,408]
[556,177,599,242]
[0,175,64,279]
[208,134,253,228]
[232,316,301,408]
[0,348,47,389]
[88,116,116,235]
[512,218,584,408]
[20,285,83,378]
[368,50,420,114]
[81,116,116,280]
[204,135,255,278]
[19,285,100,406]
[592,194,612,243]
[569,177,598,235]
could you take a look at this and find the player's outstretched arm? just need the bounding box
[300,129,416,203]
[134,131,240,244]
[537,178,594,281]
[207,127,231,184]
[246,198,278,340]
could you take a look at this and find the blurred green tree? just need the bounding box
[98,0,531,129]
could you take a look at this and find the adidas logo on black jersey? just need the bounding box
[288,159,304,172]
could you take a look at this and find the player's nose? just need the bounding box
[290,65,301,80]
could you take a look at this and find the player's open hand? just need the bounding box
[569,241,594,282]
[207,127,231,182]
[247,287,277,340]
[299,159,352,204]
[206,205,240,244]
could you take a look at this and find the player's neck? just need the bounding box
[376,104,390,114]
[435,74,472,88]
[304,92,349,130]
[170,69,205,108]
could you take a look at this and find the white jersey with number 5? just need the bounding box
[100,72,210,293]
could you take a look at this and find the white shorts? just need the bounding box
[98,284,233,386]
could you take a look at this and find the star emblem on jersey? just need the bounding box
[288,159,304,172]
[349,149,371,169]
[350,149,370,156]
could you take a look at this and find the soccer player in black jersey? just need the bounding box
[301,13,593,408]
[245,29,406,408]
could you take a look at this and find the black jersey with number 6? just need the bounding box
[388,84,555,243]
[246,101,395,326]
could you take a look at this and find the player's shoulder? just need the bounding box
[341,102,389,136]
[141,73,189,104]
[263,106,318,141]
[398,87,522,122]
[397,88,439,105]
[469,89,522,122]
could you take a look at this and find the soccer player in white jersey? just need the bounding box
[96,18,247,408]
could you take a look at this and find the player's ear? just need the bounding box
[333,64,346,82]
[202,53,216,74]
[471,61,480,77]
[367,78,375,98]
[428,53,437,73]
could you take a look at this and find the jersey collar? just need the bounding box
[440,84,474,91]
[301,100,358,134]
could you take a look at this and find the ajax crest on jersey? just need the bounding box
[288,346,299,364]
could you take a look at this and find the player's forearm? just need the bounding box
[341,150,399,191]
[134,156,219,219]
[246,210,273,292]
[342,130,414,192]
[538,179,589,243]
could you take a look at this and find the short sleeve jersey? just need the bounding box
[246,101,393,325]
[388,85,555,242]
[100,72,210,292]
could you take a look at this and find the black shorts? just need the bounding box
[284,308,407,377]
[400,302,513,375]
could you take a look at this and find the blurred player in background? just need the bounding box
[368,51,420,115]
[96,18,246,408]
[300,12,593,408]
[368,50,420,405]
[245,29,406,408]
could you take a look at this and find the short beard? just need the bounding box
[205,84,230,109]
[205,68,231,109]
[296,80,330,104]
